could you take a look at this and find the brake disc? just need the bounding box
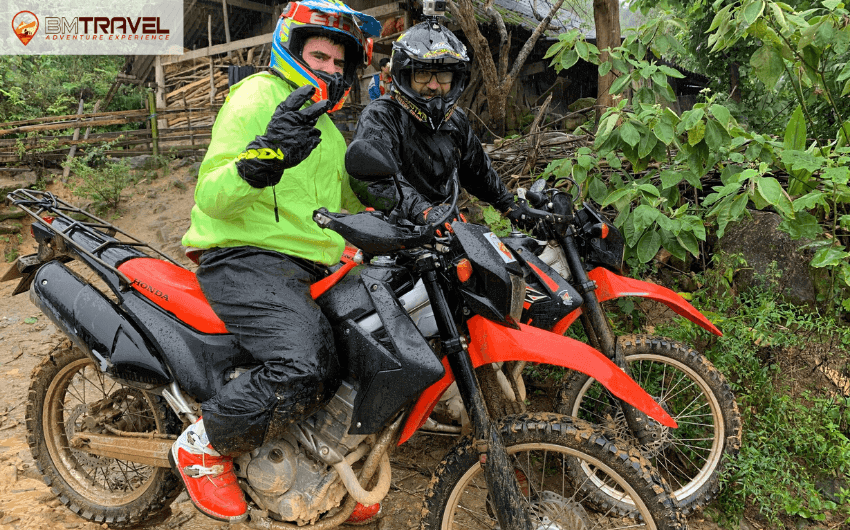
[528,490,591,530]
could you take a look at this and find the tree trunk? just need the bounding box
[593,0,621,116]
[448,0,566,138]
[729,61,741,103]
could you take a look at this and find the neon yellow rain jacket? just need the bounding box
[182,72,364,266]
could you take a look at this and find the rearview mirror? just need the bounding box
[345,140,399,180]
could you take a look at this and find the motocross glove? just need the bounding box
[415,204,463,236]
[236,85,332,189]
[505,199,537,229]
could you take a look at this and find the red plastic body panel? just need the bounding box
[398,315,678,445]
[551,267,722,337]
[118,258,229,334]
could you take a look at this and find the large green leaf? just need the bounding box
[560,50,579,71]
[792,191,827,211]
[653,117,676,145]
[637,230,662,263]
[811,246,850,268]
[784,105,807,151]
[778,211,821,240]
[660,230,687,262]
[620,121,641,148]
[633,204,660,231]
[780,150,824,173]
[638,129,657,158]
[602,187,632,207]
[610,74,632,95]
[743,0,765,26]
[676,230,700,258]
[822,167,850,185]
[705,120,731,150]
[756,176,785,206]
[710,104,733,128]
[688,121,706,146]
[750,45,785,88]
[660,170,684,189]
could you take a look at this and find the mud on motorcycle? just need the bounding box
[4,149,687,530]
[441,177,742,517]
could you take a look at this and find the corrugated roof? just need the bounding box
[455,0,594,39]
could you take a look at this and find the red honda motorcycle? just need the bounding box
[4,175,686,529]
[494,178,741,516]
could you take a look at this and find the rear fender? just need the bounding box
[551,267,722,336]
[398,315,677,444]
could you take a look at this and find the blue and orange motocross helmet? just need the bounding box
[270,0,380,112]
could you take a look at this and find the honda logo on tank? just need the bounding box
[3,0,183,55]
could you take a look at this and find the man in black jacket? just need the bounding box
[346,20,532,228]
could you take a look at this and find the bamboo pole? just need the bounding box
[208,15,217,105]
[62,98,85,180]
[222,0,233,62]
[148,91,159,157]
[155,56,167,131]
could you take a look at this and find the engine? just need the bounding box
[234,380,369,525]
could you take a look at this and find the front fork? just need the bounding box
[559,230,661,448]
[418,255,532,530]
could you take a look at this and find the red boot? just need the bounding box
[169,419,248,523]
[345,502,382,525]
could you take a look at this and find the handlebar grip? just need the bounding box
[526,190,546,208]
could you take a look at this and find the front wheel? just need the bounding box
[421,413,686,530]
[558,335,742,515]
[25,342,183,527]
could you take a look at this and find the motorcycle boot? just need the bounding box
[169,418,248,523]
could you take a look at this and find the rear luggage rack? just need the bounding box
[7,189,180,287]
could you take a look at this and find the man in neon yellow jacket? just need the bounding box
[172,1,379,523]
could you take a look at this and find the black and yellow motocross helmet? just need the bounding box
[390,21,471,130]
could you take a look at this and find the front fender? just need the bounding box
[398,315,677,444]
[551,267,722,337]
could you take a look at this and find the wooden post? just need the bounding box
[155,56,167,131]
[62,97,85,180]
[222,0,233,62]
[147,91,160,157]
[183,93,194,147]
[208,15,217,105]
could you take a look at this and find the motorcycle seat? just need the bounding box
[118,257,229,334]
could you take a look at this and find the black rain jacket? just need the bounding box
[348,96,514,220]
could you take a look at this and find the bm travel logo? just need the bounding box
[3,1,183,55]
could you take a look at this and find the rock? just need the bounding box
[0,209,25,222]
[172,156,197,169]
[121,155,159,171]
[145,190,158,200]
[718,210,817,306]
[0,221,22,235]
[0,171,38,196]
[188,162,202,178]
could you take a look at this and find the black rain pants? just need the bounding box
[195,246,340,456]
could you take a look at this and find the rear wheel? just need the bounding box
[25,342,182,527]
[558,335,741,515]
[421,413,686,530]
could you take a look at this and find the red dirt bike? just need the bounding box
[473,177,741,516]
[3,178,686,528]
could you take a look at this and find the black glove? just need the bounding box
[505,199,536,229]
[415,204,462,236]
[236,85,332,189]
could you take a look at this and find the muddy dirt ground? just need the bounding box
[0,162,725,530]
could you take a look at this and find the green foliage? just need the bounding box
[482,204,512,236]
[65,140,134,213]
[660,265,850,527]
[0,56,145,123]
[542,3,850,312]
